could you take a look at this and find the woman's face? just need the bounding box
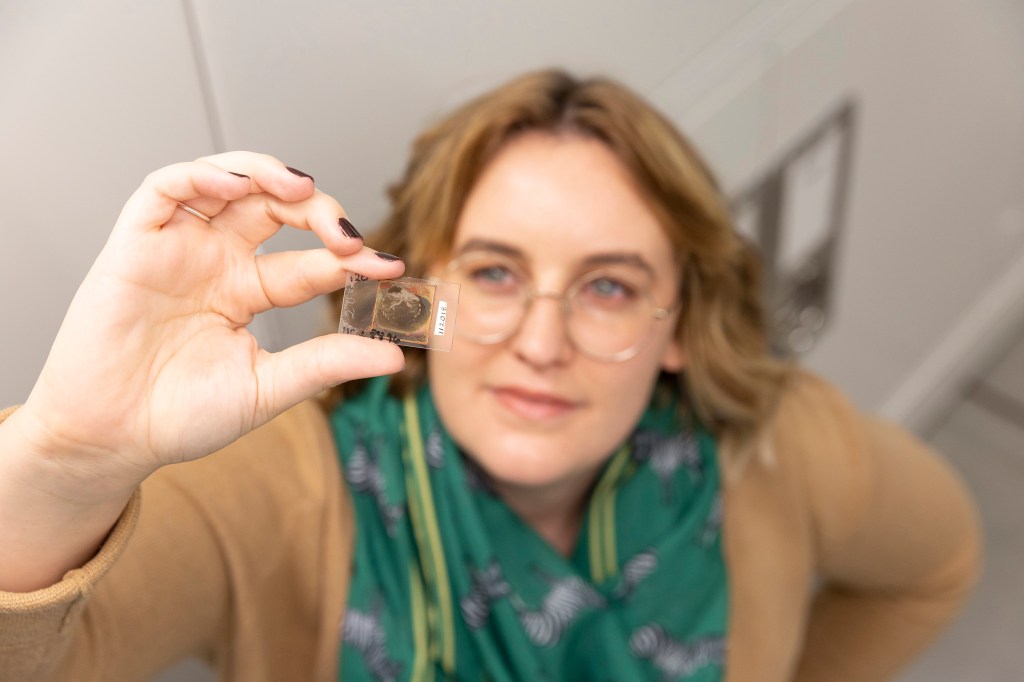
[427,132,684,495]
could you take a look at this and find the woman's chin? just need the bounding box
[466,448,586,495]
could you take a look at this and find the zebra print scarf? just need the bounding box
[331,377,727,681]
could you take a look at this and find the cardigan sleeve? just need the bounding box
[0,400,346,681]
[783,375,983,681]
[0,404,232,681]
[0,474,144,680]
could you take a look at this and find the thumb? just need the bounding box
[253,334,406,422]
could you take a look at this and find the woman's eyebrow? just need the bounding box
[453,238,523,259]
[580,253,654,276]
[454,238,655,275]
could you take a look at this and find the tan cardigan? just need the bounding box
[0,372,981,681]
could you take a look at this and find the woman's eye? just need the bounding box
[469,265,517,290]
[586,277,634,300]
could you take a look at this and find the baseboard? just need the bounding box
[881,246,1024,435]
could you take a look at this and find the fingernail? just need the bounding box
[230,172,250,179]
[339,218,363,240]
[375,251,402,262]
[286,166,314,182]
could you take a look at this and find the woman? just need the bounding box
[0,70,979,681]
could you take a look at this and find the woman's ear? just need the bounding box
[660,339,686,372]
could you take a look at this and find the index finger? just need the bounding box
[198,151,316,203]
[114,153,315,234]
[219,188,363,257]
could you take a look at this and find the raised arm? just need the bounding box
[0,152,404,593]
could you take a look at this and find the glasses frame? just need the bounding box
[444,251,677,363]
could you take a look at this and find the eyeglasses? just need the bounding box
[444,251,676,362]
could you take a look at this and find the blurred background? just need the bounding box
[2,1,1022,679]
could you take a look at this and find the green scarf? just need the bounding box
[331,378,728,681]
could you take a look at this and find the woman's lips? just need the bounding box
[491,386,580,421]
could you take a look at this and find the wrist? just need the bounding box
[0,409,140,592]
[0,404,145,507]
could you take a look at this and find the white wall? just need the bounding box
[3,0,1023,423]
[783,0,1024,428]
[0,1,216,409]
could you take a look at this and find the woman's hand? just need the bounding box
[13,152,405,496]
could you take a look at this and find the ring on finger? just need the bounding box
[176,202,212,222]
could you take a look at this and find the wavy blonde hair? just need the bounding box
[328,69,792,457]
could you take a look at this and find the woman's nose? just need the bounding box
[510,293,574,368]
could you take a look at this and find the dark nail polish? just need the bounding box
[339,218,363,240]
[229,172,250,179]
[375,251,402,262]
[286,166,314,182]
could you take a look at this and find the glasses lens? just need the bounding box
[568,269,657,360]
[447,253,526,343]
[446,252,665,361]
